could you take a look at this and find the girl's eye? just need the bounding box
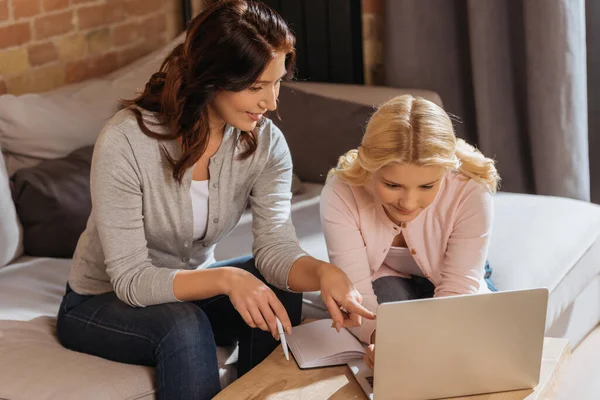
[421,185,434,190]
[385,183,400,189]
[248,86,262,92]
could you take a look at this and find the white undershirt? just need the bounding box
[381,246,424,277]
[190,180,209,241]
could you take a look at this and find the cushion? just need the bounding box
[0,149,22,268]
[0,34,184,176]
[0,257,238,399]
[487,192,600,328]
[272,85,375,183]
[0,317,237,400]
[11,146,93,258]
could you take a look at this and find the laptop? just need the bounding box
[348,288,548,400]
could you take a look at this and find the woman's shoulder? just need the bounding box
[94,107,174,171]
[97,107,170,151]
[256,117,284,145]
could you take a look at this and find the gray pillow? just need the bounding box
[10,146,93,258]
[272,85,375,183]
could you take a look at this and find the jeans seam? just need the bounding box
[62,314,158,346]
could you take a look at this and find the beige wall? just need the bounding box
[0,0,383,95]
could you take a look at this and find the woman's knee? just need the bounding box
[157,303,217,355]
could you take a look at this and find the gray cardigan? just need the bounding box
[68,108,307,307]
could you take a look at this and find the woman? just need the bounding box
[320,94,500,369]
[56,1,374,399]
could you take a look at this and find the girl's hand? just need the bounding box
[364,343,375,369]
[318,263,376,331]
[223,267,291,339]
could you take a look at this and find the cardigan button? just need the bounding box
[410,249,417,255]
[401,222,407,228]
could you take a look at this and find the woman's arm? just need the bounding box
[319,178,379,344]
[248,125,308,288]
[435,181,494,297]
[250,125,374,330]
[92,126,182,307]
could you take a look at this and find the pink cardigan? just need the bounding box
[319,172,494,344]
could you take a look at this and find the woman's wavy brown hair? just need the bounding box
[121,0,296,183]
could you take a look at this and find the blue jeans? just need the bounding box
[373,262,497,304]
[56,256,302,400]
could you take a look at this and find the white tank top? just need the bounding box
[381,246,424,277]
[190,180,209,241]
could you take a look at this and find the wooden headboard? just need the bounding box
[180,0,364,84]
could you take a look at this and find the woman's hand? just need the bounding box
[364,344,375,369]
[223,267,291,339]
[318,263,376,331]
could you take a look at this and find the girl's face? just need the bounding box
[209,52,288,133]
[371,163,446,224]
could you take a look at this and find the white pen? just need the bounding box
[275,317,289,361]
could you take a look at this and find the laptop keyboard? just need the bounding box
[366,376,374,388]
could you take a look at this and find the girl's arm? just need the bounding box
[435,180,494,297]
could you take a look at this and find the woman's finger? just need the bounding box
[257,297,280,339]
[267,293,292,335]
[324,295,345,332]
[343,298,376,320]
[236,305,257,329]
[248,305,269,332]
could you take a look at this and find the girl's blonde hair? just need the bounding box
[328,94,500,192]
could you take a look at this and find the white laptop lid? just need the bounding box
[372,288,548,400]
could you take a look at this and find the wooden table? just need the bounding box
[215,337,570,400]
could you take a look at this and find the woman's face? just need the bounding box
[371,163,446,224]
[209,52,288,133]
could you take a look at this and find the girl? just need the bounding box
[320,94,499,369]
[57,1,374,399]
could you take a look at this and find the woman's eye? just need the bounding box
[421,185,434,190]
[385,183,400,189]
[248,86,262,92]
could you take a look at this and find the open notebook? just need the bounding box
[286,319,367,369]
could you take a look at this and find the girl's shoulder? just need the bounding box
[440,171,494,215]
[322,175,372,208]
[444,170,494,197]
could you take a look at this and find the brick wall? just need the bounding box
[0,0,383,95]
[0,0,182,94]
[362,0,384,85]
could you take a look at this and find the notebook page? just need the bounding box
[287,319,365,367]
